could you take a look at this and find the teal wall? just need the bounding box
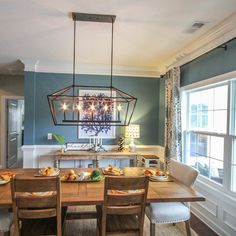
[181,38,236,86]
[24,72,161,145]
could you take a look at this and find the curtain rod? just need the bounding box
[181,37,236,67]
[160,37,236,78]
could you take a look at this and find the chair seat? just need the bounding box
[0,209,12,233]
[146,202,190,224]
[20,207,67,236]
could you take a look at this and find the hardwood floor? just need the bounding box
[65,206,186,236]
[190,213,218,236]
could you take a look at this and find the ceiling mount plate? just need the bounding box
[72,12,116,23]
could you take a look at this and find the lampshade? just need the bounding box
[125,124,140,139]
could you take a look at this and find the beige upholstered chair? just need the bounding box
[146,159,199,236]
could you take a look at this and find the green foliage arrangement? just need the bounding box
[52,133,65,145]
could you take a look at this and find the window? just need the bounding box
[183,78,236,194]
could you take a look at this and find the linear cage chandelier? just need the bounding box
[47,12,137,126]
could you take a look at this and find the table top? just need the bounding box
[0,168,205,208]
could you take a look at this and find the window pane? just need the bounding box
[195,155,210,178]
[210,159,223,184]
[213,110,227,133]
[199,89,214,111]
[188,133,224,184]
[214,85,228,110]
[197,134,210,157]
[210,136,224,161]
[189,85,227,133]
[231,139,236,192]
[232,139,236,165]
[231,165,236,192]
[189,132,197,157]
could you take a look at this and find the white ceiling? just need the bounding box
[1,0,236,75]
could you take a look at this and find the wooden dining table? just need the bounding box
[0,168,205,208]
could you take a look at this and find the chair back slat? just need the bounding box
[106,205,142,215]
[13,177,58,192]
[18,208,57,219]
[105,176,147,191]
[16,194,57,208]
[107,192,145,206]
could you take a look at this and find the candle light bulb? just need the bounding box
[62,103,67,110]
[104,104,108,111]
[117,104,122,111]
[77,104,81,111]
[91,104,95,111]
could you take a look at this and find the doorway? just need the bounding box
[0,96,24,168]
[7,99,24,167]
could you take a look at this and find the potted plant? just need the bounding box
[52,133,66,153]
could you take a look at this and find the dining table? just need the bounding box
[0,167,205,209]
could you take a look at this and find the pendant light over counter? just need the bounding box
[47,12,137,126]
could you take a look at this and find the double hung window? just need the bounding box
[183,77,236,193]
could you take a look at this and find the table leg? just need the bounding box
[94,160,99,168]
[54,159,60,168]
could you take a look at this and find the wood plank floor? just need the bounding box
[65,206,187,236]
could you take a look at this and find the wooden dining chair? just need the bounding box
[0,209,12,236]
[146,159,199,236]
[11,175,67,236]
[96,176,149,236]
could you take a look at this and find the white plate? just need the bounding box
[0,179,10,185]
[150,175,168,181]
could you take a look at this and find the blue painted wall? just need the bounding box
[181,38,236,87]
[24,72,161,145]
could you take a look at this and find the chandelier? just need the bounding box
[47,12,137,126]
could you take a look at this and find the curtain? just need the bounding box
[164,67,182,170]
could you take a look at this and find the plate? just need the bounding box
[35,168,60,177]
[0,179,10,185]
[61,171,103,182]
[149,175,173,182]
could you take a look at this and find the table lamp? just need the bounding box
[125,124,140,152]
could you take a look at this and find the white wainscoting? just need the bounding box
[191,176,236,235]
[22,145,163,169]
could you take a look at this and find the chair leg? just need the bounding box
[2,232,10,236]
[150,222,155,236]
[185,220,191,236]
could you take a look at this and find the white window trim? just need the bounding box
[181,70,236,198]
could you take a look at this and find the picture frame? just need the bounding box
[78,89,116,139]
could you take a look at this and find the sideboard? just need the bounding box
[40,150,161,168]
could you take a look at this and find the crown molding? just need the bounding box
[22,59,160,78]
[158,12,236,74]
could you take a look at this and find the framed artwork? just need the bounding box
[78,89,116,139]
